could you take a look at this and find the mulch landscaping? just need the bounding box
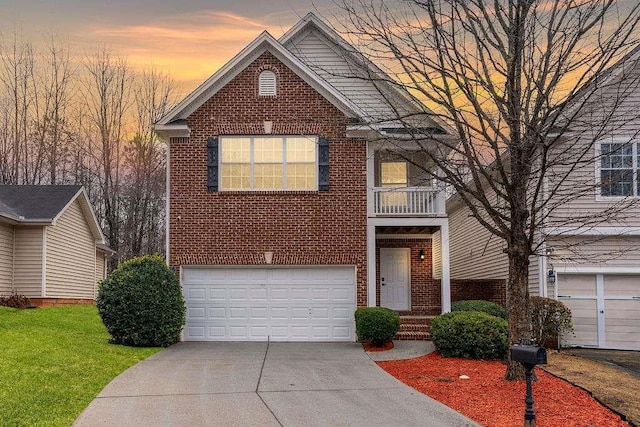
[378,352,629,427]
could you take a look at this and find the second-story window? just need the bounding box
[220,136,317,190]
[599,141,635,197]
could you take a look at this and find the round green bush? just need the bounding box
[355,307,400,346]
[97,254,185,347]
[451,299,507,320]
[430,311,508,359]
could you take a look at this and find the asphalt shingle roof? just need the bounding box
[0,185,82,221]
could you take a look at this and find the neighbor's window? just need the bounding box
[220,136,317,190]
[599,142,635,197]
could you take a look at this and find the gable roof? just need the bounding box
[155,30,364,132]
[0,185,107,245]
[280,13,452,133]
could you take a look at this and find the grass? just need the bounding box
[0,305,161,426]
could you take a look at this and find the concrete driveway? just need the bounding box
[74,342,477,427]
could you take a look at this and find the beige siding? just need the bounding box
[286,30,414,122]
[13,227,43,297]
[432,230,442,279]
[448,198,509,281]
[45,199,96,298]
[95,252,106,284]
[549,236,640,268]
[547,60,640,228]
[529,255,540,296]
[0,223,14,293]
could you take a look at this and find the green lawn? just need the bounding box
[0,305,161,426]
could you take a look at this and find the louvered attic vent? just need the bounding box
[259,70,276,96]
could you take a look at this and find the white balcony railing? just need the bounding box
[372,187,445,216]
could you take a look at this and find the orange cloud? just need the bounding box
[82,10,296,88]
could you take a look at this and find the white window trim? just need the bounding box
[595,137,639,202]
[219,135,319,191]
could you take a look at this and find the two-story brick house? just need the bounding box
[154,13,456,341]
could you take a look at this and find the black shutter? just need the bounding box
[207,137,219,191]
[318,136,329,191]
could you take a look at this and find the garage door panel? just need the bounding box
[182,267,356,342]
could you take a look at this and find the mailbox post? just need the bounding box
[510,343,547,427]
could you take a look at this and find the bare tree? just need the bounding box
[328,0,640,378]
[0,30,34,184]
[83,49,131,267]
[121,67,177,259]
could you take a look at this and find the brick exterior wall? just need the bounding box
[448,279,507,306]
[169,51,369,305]
[375,239,441,315]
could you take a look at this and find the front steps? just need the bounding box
[395,315,434,340]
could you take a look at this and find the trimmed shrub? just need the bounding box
[430,311,508,359]
[355,307,400,346]
[0,293,32,308]
[451,299,507,320]
[531,296,574,348]
[97,254,185,347]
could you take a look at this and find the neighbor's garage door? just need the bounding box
[182,266,356,342]
[557,274,640,350]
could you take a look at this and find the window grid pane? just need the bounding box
[600,142,634,197]
[220,136,317,190]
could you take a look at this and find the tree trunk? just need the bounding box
[504,241,532,380]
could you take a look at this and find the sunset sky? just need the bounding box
[0,0,337,90]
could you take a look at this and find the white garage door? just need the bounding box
[558,273,640,350]
[182,266,356,342]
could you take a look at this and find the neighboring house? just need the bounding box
[155,13,462,342]
[447,49,640,351]
[0,185,112,306]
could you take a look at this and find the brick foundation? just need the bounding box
[30,298,95,307]
[448,279,507,306]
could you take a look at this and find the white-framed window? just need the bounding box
[598,140,638,197]
[220,136,317,190]
[380,161,408,188]
[258,70,276,96]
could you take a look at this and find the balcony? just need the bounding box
[372,187,445,216]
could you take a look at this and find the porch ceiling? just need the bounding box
[376,226,437,234]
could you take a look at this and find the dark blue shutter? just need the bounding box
[318,137,329,191]
[207,137,218,191]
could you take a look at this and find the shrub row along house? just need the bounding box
[153,13,639,349]
[0,186,112,305]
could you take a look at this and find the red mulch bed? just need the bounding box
[378,353,628,427]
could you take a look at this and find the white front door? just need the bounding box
[380,248,410,310]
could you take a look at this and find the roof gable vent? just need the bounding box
[259,70,277,96]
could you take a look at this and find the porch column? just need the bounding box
[440,221,451,313]
[367,223,377,307]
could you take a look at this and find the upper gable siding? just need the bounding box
[172,51,369,306]
[0,223,14,293]
[286,30,405,121]
[549,60,640,228]
[45,199,96,298]
[13,227,43,297]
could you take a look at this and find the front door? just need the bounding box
[380,248,410,310]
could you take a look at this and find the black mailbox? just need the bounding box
[510,344,547,366]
